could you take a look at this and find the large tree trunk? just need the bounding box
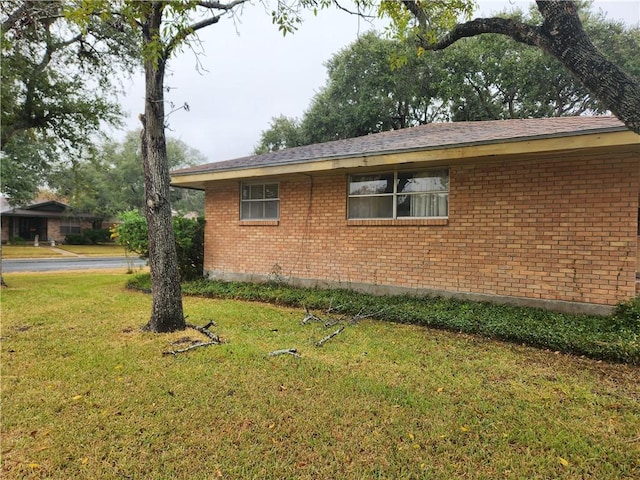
[140,3,185,333]
[407,0,640,134]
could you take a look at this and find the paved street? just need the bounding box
[3,256,146,272]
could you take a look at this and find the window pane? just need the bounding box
[241,202,262,219]
[398,170,449,193]
[349,196,393,218]
[249,184,264,200]
[241,202,253,219]
[349,174,394,195]
[397,193,448,217]
[265,184,279,199]
[241,183,280,220]
[264,200,279,219]
[251,202,264,219]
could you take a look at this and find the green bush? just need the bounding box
[64,233,92,245]
[613,296,640,329]
[173,216,205,281]
[113,210,149,257]
[8,236,26,245]
[64,229,111,245]
[83,228,111,245]
[113,210,204,281]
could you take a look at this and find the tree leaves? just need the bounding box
[0,0,139,203]
[255,6,639,149]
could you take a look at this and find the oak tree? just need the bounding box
[256,6,638,150]
[73,0,321,332]
[1,0,137,287]
[390,0,640,133]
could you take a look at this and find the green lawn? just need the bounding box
[2,244,127,258]
[1,272,639,479]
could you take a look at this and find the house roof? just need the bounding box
[1,199,68,218]
[0,198,98,219]
[171,116,638,189]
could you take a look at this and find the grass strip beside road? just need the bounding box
[2,244,127,258]
[2,272,639,479]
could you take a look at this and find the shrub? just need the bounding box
[173,216,205,281]
[112,210,149,257]
[113,210,204,281]
[64,233,91,245]
[8,236,26,245]
[83,228,111,245]
[613,296,640,329]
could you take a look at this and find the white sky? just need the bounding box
[112,1,640,165]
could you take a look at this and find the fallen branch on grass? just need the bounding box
[187,322,220,342]
[301,307,322,325]
[162,322,221,356]
[315,325,345,347]
[301,304,387,347]
[268,348,301,357]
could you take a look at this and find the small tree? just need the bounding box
[112,210,149,259]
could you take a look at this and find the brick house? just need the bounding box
[171,116,639,315]
[1,198,96,244]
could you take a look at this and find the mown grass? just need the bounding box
[1,246,64,258]
[2,272,639,479]
[2,244,127,258]
[54,244,127,256]
[170,277,640,365]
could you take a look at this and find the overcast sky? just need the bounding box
[112,1,640,165]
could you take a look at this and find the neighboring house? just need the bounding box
[171,116,639,315]
[0,197,97,244]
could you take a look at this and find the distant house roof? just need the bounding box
[0,198,98,219]
[1,199,69,218]
[171,116,637,189]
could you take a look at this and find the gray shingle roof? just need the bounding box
[172,116,629,177]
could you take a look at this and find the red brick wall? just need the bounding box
[204,149,639,307]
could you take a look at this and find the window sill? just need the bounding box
[238,220,280,226]
[347,218,448,227]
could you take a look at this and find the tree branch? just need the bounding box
[186,322,220,342]
[401,0,429,29]
[268,348,301,357]
[165,0,250,58]
[425,17,547,51]
[407,0,640,132]
[196,0,248,9]
[1,2,30,32]
[161,322,221,355]
[334,0,376,19]
[315,325,345,347]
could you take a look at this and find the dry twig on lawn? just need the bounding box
[187,322,220,342]
[162,322,221,356]
[268,348,301,357]
[315,325,346,347]
[301,306,322,325]
[301,305,386,347]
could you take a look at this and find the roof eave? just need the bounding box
[171,129,638,189]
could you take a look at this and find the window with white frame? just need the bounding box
[348,169,449,219]
[240,183,279,220]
